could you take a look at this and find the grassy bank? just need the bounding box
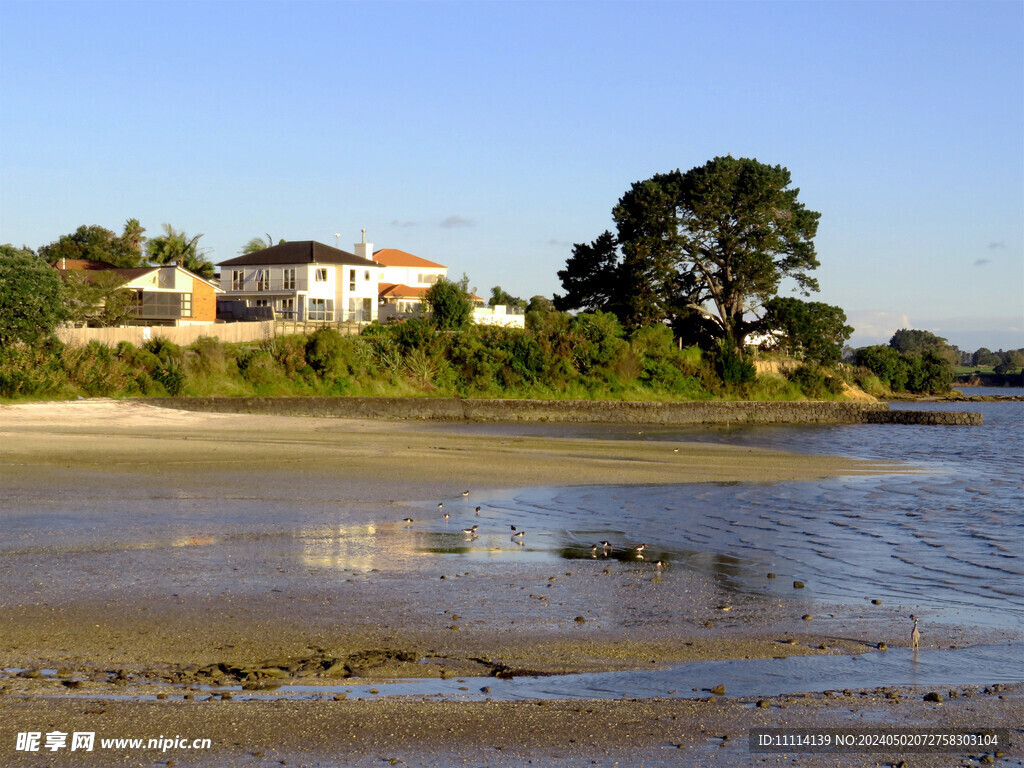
[1,314,860,403]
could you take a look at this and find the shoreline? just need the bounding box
[150,394,984,425]
[0,401,1016,766]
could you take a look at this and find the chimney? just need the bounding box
[353,228,374,261]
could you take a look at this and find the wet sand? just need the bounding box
[0,401,1017,766]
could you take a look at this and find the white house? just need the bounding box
[217,241,381,322]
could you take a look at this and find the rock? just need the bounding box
[923,691,943,702]
[574,616,586,623]
[793,581,805,589]
[710,684,726,695]
[756,699,770,708]
[802,614,813,621]
[980,755,994,765]
[878,642,888,651]
[333,693,347,701]
[871,598,882,605]
[767,573,776,579]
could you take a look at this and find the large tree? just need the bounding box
[0,245,68,345]
[759,297,853,366]
[39,223,144,269]
[557,157,822,349]
[146,224,215,279]
[425,276,473,330]
[889,328,959,366]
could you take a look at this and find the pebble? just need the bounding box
[793,581,805,589]
[710,684,726,695]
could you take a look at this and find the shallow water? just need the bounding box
[423,401,1022,636]
[18,642,1020,703]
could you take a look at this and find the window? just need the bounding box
[181,293,192,316]
[349,269,356,292]
[308,298,334,321]
[315,268,328,282]
[364,270,371,281]
[232,270,244,291]
[256,269,270,291]
[281,298,295,317]
[283,268,295,290]
[254,299,269,307]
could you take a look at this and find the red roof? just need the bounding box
[52,259,118,271]
[379,283,429,300]
[372,248,446,269]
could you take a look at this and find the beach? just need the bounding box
[0,400,1019,767]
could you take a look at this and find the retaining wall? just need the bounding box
[152,397,982,426]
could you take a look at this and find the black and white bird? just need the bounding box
[911,616,920,650]
[474,506,482,516]
[402,517,414,524]
[461,525,479,536]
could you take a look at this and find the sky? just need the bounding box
[1,0,1021,351]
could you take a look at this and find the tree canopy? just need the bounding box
[889,328,958,365]
[760,297,853,366]
[0,245,68,346]
[241,234,285,254]
[39,223,144,269]
[489,286,526,307]
[425,276,473,330]
[146,224,215,279]
[556,157,822,351]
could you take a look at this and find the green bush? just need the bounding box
[790,363,844,399]
[304,328,345,379]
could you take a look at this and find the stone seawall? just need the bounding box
[152,397,982,426]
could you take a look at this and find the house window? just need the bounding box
[308,298,334,321]
[281,297,295,317]
[232,270,244,291]
[181,293,192,316]
[256,269,270,291]
[315,268,328,282]
[418,273,439,285]
[254,299,269,307]
[283,268,295,290]
[364,270,371,281]
[349,269,356,292]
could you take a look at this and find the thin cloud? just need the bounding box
[975,258,991,267]
[390,219,417,228]
[546,238,572,247]
[988,241,1006,250]
[440,215,473,229]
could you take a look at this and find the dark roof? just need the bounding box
[218,241,379,268]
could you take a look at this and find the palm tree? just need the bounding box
[120,218,147,264]
[240,234,283,254]
[146,224,215,279]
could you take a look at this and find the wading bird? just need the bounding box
[911,616,920,650]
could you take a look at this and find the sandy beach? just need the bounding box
[0,400,1018,767]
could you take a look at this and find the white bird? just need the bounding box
[461,525,479,536]
[402,517,414,524]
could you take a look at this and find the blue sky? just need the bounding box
[1,0,1021,350]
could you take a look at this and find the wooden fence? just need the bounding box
[57,322,276,347]
[55,320,372,348]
